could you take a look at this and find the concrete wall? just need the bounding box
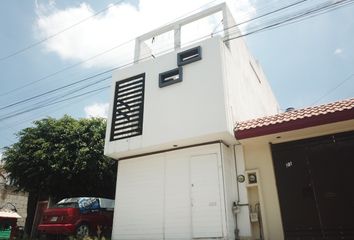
[242,143,283,240]
[0,186,28,227]
[239,120,354,240]
[221,36,280,123]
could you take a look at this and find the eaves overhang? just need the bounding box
[234,98,354,140]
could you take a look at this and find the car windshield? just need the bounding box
[53,202,79,208]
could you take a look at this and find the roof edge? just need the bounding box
[235,107,354,140]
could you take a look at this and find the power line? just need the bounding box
[0,0,221,97]
[0,73,112,111]
[228,0,308,29]
[224,0,354,42]
[1,0,352,123]
[0,87,109,132]
[0,0,347,115]
[0,50,153,114]
[0,38,132,98]
[0,0,285,98]
[0,86,110,122]
[0,76,111,117]
[0,43,179,123]
[311,73,354,105]
[0,45,174,122]
[0,0,127,62]
[0,0,311,104]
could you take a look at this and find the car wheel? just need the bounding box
[38,233,46,240]
[76,224,90,238]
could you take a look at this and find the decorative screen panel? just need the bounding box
[110,73,145,141]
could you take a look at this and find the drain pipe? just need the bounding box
[233,144,241,240]
[232,201,241,240]
[232,143,251,240]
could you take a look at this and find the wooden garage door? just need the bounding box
[272,131,354,240]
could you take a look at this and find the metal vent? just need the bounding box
[159,67,183,88]
[110,73,145,141]
[177,46,202,66]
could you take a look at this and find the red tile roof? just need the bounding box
[235,98,354,139]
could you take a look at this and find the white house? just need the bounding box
[234,98,354,239]
[104,3,279,240]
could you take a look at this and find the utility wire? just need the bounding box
[311,73,354,105]
[0,87,109,132]
[0,43,181,122]
[0,76,112,118]
[224,0,354,42]
[0,0,127,62]
[0,0,348,115]
[0,0,221,97]
[0,39,132,98]
[0,86,110,122]
[0,72,112,111]
[0,0,312,106]
[1,0,352,123]
[0,0,289,98]
[228,0,308,29]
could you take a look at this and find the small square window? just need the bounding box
[177,46,202,66]
[159,67,183,88]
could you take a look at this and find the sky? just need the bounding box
[0,0,353,152]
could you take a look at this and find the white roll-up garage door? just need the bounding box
[112,150,224,239]
[113,155,165,239]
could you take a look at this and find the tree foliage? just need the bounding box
[3,115,117,199]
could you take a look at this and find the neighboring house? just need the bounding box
[234,98,354,240]
[104,3,280,240]
[0,168,28,227]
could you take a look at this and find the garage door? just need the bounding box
[113,156,165,239]
[272,131,354,240]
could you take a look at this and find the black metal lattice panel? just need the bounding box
[110,73,145,141]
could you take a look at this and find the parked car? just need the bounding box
[37,197,114,238]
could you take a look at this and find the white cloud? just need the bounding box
[34,0,256,68]
[84,102,109,118]
[334,48,343,55]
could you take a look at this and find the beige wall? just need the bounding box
[0,186,28,227]
[240,120,354,240]
[243,143,284,240]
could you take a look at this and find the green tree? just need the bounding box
[3,115,117,199]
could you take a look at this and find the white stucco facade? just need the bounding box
[104,36,279,159]
[104,3,280,240]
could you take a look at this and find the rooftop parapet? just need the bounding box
[133,3,238,63]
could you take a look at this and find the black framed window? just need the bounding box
[159,67,183,88]
[110,73,145,141]
[177,46,202,66]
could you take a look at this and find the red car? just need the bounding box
[37,197,114,238]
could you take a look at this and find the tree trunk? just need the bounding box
[24,192,38,237]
